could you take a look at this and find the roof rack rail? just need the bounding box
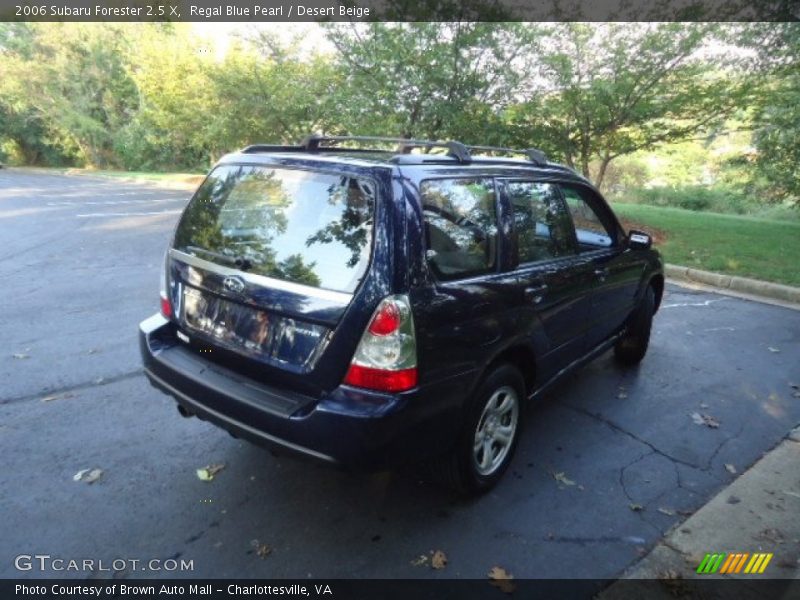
[241,135,550,167]
[241,144,302,153]
[300,134,471,162]
[466,144,548,166]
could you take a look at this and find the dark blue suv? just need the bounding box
[139,135,663,493]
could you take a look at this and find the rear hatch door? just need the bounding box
[167,162,384,394]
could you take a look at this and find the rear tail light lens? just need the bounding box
[159,251,173,319]
[343,295,417,393]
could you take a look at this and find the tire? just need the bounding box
[614,285,655,365]
[432,364,525,495]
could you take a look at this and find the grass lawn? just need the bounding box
[612,202,800,287]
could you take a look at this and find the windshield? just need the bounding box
[174,165,376,293]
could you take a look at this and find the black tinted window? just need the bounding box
[506,181,574,263]
[421,178,498,279]
[174,165,375,293]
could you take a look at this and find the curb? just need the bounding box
[10,167,201,192]
[63,169,203,191]
[599,428,800,591]
[665,264,800,305]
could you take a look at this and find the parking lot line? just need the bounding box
[76,210,184,217]
[49,198,186,206]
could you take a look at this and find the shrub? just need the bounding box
[620,185,763,215]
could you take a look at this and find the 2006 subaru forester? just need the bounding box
[140,135,663,494]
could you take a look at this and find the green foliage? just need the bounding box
[0,23,138,167]
[0,21,795,211]
[324,22,536,142]
[622,185,752,213]
[210,33,343,150]
[506,23,755,187]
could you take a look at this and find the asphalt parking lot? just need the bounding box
[1,168,799,580]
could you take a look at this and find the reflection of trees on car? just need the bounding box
[305,178,374,269]
[175,166,321,287]
[421,178,499,277]
[422,179,496,254]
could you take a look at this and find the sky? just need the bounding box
[191,22,333,59]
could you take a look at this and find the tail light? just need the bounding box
[343,295,417,393]
[159,251,173,319]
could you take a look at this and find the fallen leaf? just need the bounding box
[725,463,737,474]
[410,554,428,567]
[552,471,576,486]
[659,569,681,580]
[12,353,29,359]
[73,468,103,484]
[768,347,780,353]
[691,412,720,428]
[196,463,225,481]
[256,544,271,558]
[488,566,516,594]
[727,495,741,504]
[755,528,785,544]
[657,507,675,516]
[431,550,447,570]
[629,503,644,512]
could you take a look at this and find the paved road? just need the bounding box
[1,169,799,580]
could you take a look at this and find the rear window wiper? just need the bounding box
[185,246,253,271]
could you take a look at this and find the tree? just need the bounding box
[506,23,754,188]
[118,23,220,170]
[0,23,137,167]
[749,23,800,202]
[324,22,539,143]
[209,30,343,151]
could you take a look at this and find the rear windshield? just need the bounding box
[174,165,376,293]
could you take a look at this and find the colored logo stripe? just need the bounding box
[720,553,748,573]
[744,553,773,574]
[697,553,726,573]
[697,553,773,574]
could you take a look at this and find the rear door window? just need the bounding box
[173,165,375,293]
[421,178,498,280]
[505,181,575,263]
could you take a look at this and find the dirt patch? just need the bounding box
[620,219,668,245]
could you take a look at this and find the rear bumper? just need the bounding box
[139,314,468,469]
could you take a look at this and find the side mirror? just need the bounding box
[627,229,652,250]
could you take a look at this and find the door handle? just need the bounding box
[524,284,548,304]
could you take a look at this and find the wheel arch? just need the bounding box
[483,343,537,399]
[650,273,664,312]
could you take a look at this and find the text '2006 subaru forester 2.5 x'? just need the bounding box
[140,135,663,494]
